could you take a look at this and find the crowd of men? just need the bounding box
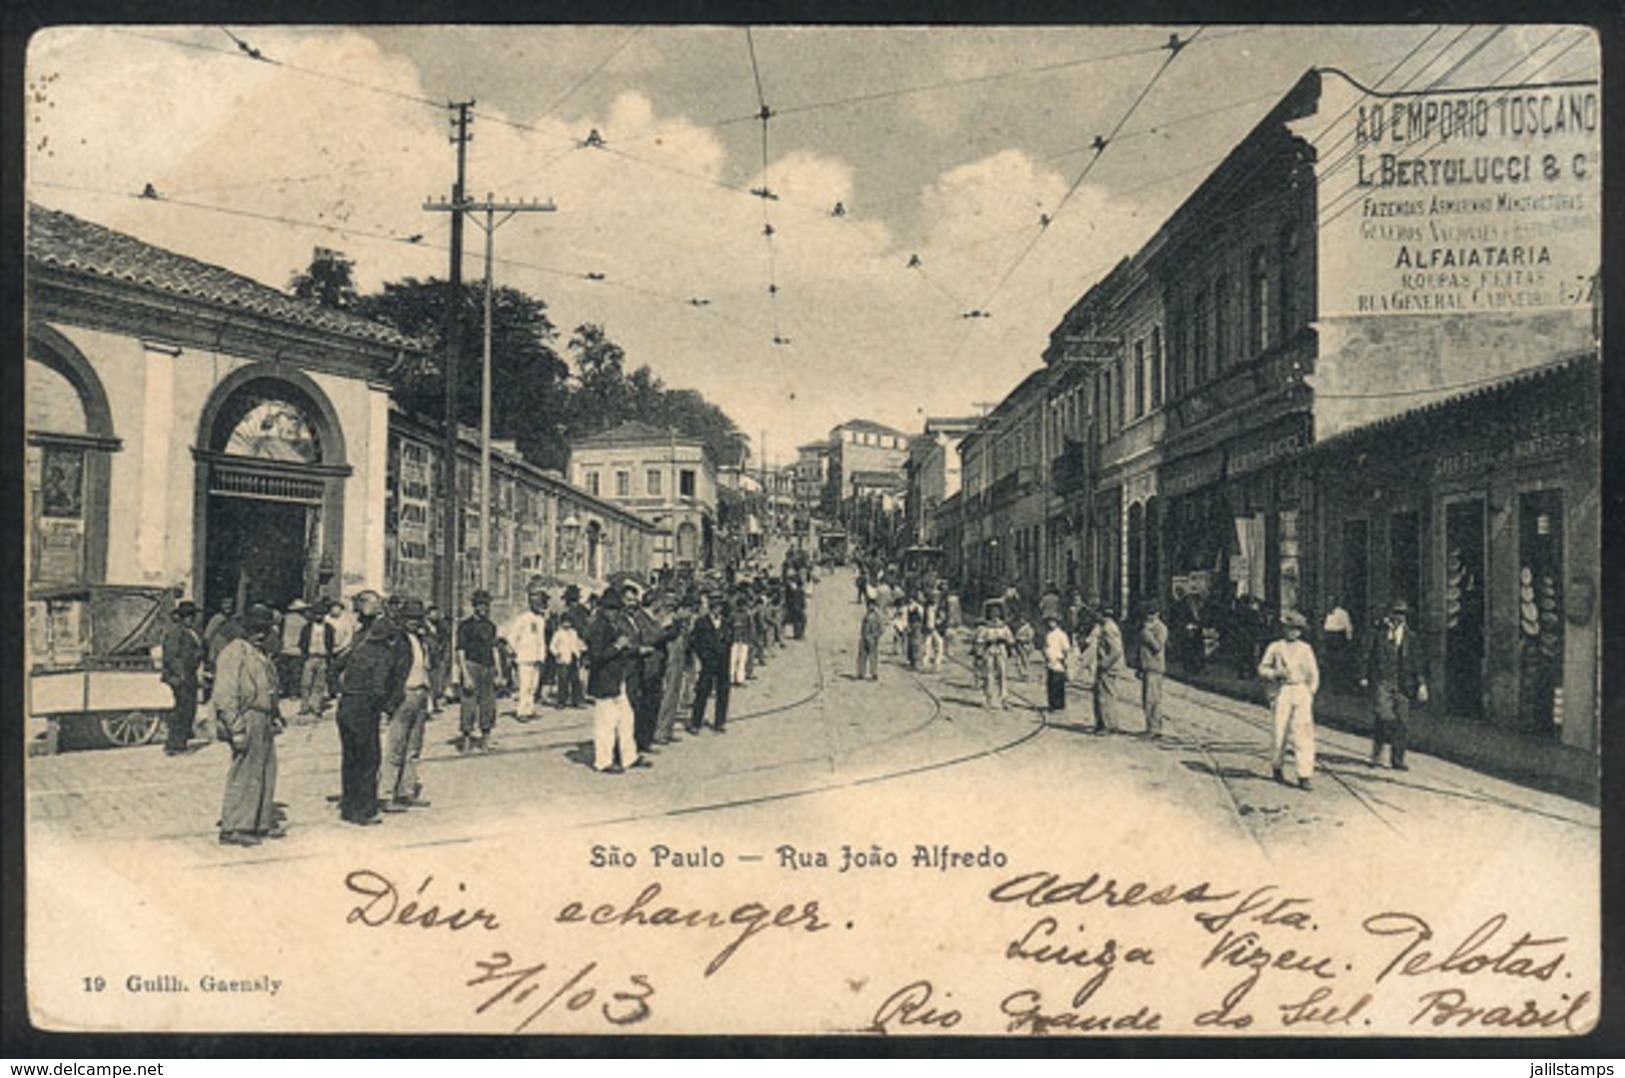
[159,549,818,847]
[856,563,1429,800]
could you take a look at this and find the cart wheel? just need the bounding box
[100,710,163,747]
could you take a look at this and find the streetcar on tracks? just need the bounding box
[28,583,175,752]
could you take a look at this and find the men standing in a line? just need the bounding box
[975,601,1016,710]
[1092,608,1126,735]
[688,594,732,732]
[335,590,410,825]
[586,582,651,772]
[213,605,283,846]
[505,586,551,722]
[456,589,500,753]
[299,599,337,718]
[160,600,204,756]
[1362,598,1428,771]
[1139,603,1169,739]
[379,598,434,811]
[1041,613,1072,717]
[857,596,884,681]
[1259,609,1320,791]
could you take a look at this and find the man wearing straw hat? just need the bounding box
[1258,608,1320,791]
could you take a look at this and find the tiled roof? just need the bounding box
[27,203,423,350]
[571,420,706,448]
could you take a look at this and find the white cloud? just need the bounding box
[25,26,1160,454]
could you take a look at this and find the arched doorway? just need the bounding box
[26,325,118,586]
[194,367,350,612]
[675,520,699,567]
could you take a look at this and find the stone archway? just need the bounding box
[192,364,351,611]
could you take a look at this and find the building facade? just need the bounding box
[26,204,422,614]
[823,418,910,546]
[956,370,1047,604]
[906,416,979,548]
[936,67,1601,759]
[567,421,718,570]
[385,411,655,626]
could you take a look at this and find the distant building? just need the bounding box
[567,421,717,570]
[823,419,910,538]
[905,416,979,548]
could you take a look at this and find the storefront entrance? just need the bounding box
[1443,498,1486,720]
[194,368,348,613]
[204,487,319,612]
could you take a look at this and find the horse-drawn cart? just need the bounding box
[28,584,175,751]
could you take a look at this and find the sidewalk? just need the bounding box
[1165,664,1600,805]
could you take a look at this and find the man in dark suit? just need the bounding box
[335,591,411,824]
[687,594,732,733]
[161,600,205,756]
[1361,598,1429,771]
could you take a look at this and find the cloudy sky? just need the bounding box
[26,24,1599,458]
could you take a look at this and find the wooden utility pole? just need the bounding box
[431,101,473,620]
[426,192,556,592]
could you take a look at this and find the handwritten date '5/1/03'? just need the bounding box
[467,951,654,1034]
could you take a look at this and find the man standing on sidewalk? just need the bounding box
[214,605,284,846]
[298,600,338,718]
[379,598,434,812]
[587,583,650,773]
[1362,598,1428,771]
[456,590,500,752]
[1139,603,1169,739]
[1259,609,1320,791]
[504,586,551,723]
[336,591,410,825]
[688,593,732,732]
[161,600,204,756]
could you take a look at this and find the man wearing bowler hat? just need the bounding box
[161,600,205,756]
[1362,597,1428,771]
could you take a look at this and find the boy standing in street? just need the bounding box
[1041,614,1072,717]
